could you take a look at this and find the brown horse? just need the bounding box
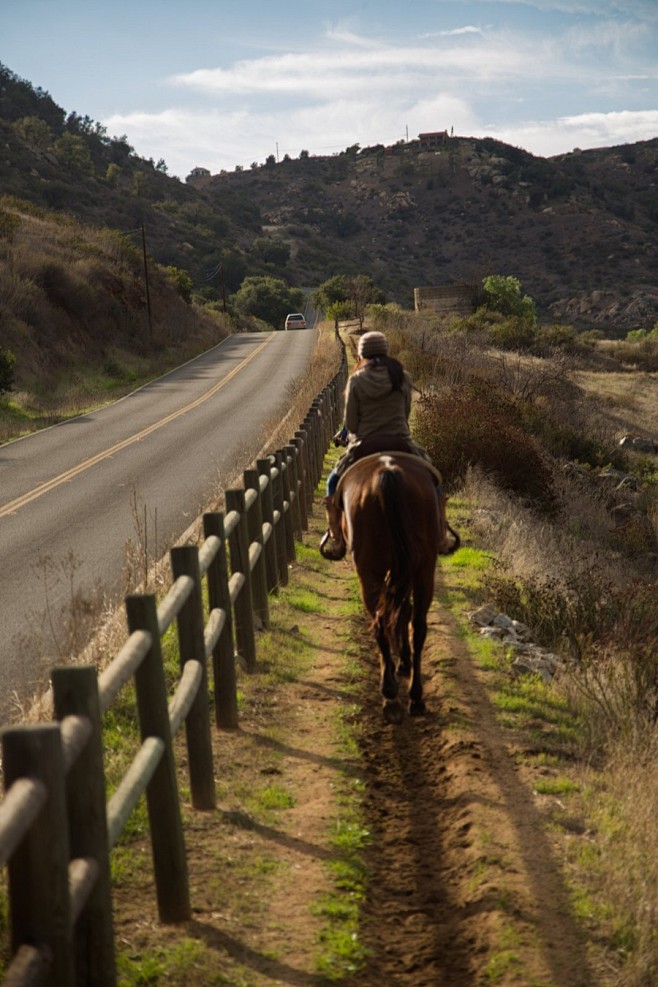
[337,453,459,723]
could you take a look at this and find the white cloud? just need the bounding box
[104,13,658,177]
[495,108,658,155]
[420,26,483,38]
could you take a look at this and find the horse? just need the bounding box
[335,452,460,723]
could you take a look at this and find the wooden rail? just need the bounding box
[0,351,348,987]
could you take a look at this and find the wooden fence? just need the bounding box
[0,353,347,987]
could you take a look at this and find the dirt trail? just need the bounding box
[114,507,600,987]
[353,598,594,987]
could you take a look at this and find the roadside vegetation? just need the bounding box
[374,300,658,985]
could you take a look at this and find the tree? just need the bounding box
[166,266,193,304]
[312,274,385,329]
[346,274,384,329]
[482,275,536,324]
[326,300,354,332]
[311,275,349,313]
[54,132,94,175]
[233,276,305,329]
[251,237,291,268]
[105,162,121,186]
[13,115,52,149]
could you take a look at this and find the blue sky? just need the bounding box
[3,0,657,179]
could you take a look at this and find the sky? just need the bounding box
[2,0,658,180]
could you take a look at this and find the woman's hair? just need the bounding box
[354,354,405,390]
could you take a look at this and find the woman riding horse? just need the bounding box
[322,330,430,559]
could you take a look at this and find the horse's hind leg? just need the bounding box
[375,615,402,724]
[396,599,412,678]
[408,581,432,716]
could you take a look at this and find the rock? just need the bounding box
[469,604,498,626]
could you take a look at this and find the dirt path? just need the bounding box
[114,506,601,987]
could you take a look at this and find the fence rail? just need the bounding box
[0,349,347,987]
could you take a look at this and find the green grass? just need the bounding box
[314,776,371,981]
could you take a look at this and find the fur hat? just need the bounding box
[358,331,388,359]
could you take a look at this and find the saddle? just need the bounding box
[334,434,442,503]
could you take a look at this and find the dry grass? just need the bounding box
[0,203,232,443]
[573,368,658,440]
[425,327,658,985]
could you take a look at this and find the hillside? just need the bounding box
[1,62,658,331]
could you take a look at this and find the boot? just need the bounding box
[319,494,346,560]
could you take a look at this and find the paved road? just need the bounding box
[0,329,317,721]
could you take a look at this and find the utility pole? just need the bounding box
[141,224,153,341]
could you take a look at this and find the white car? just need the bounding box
[284,313,307,330]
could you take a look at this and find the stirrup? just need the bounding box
[319,529,346,561]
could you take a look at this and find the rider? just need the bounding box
[322,330,419,558]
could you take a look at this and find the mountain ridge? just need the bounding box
[1,62,657,332]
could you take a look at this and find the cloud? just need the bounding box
[495,108,658,156]
[104,13,658,177]
[420,26,483,38]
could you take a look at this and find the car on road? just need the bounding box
[284,312,307,330]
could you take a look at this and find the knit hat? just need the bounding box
[358,331,388,359]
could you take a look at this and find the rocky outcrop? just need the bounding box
[468,604,563,682]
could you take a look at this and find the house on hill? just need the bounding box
[186,166,211,183]
[418,131,450,150]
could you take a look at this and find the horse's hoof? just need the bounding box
[383,699,403,724]
[409,699,426,717]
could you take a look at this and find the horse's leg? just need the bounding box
[396,599,412,678]
[408,574,433,716]
[374,613,402,724]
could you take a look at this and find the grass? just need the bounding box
[314,775,371,981]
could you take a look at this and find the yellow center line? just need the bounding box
[1,335,273,518]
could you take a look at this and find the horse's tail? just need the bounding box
[376,467,413,636]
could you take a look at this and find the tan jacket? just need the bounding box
[344,362,412,441]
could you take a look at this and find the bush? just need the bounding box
[0,348,15,394]
[414,384,556,510]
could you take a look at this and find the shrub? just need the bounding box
[0,348,15,394]
[165,266,193,304]
[414,384,556,510]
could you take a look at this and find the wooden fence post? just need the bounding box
[292,435,309,529]
[51,666,117,985]
[304,411,319,491]
[244,468,270,630]
[275,450,296,564]
[268,460,289,588]
[256,459,279,595]
[294,430,312,518]
[308,405,323,488]
[3,724,74,986]
[124,593,193,914]
[284,445,303,539]
[203,513,239,729]
[170,546,216,810]
[225,489,258,670]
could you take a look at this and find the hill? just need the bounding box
[1,62,658,331]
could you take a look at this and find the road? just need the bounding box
[0,329,317,722]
